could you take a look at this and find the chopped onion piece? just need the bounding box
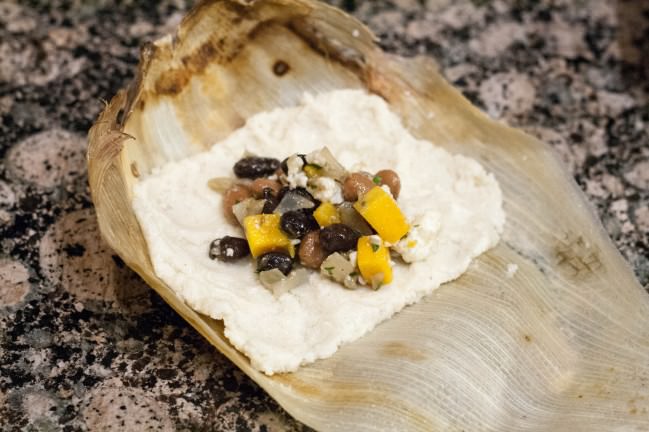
[338,202,373,235]
[232,198,265,225]
[320,252,358,289]
[306,147,348,181]
[259,268,309,297]
[274,191,315,214]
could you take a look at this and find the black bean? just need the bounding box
[209,236,250,262]
[319,224,361,253]
[257,252,293,275]
[262,188,275,199]
[280,210,319,238]
[278,186,290,199]
[262,193,279,214]
[233,157,280,179]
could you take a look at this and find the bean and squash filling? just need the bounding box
[208,147,415,295]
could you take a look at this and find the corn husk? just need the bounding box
[87,1,649,430]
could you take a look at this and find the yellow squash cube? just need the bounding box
[243,214,294,258]
[313,202,341,227]
[357,236,393,289]
[354,186,409,243]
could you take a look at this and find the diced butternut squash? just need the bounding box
[357,236,392,289]
[313,202,341,227]
[354,186,409,243]
[243,214,294,258]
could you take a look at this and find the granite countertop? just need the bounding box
[1,0,647,430]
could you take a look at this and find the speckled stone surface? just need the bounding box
[1,0,647,430]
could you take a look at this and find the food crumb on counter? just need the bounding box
[506,263,519,278]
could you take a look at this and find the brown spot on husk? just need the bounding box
[181,41,217,70]
[150,2,267,97]
[272,374,322,398]
[272,373,437,428]
[273,59,290,76]
[154,69,191,96]
[381,341,426,361]
[153,36,247,96]
[116,108,125,125]
[130,161,140,178]
[555,233,603,278]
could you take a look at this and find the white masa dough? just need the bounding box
[132,90,506,374]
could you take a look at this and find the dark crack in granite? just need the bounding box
[1,0,647,430]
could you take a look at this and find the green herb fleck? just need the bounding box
[349,271,359,278]
[372,175,381,185]
[371,243,379,252]
[324,266,334,275]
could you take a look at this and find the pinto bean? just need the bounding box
[342,172,374,201]
[299,231,326,269]
[375,169,401,199]
[250,178,282,198]
[223,184,252,225]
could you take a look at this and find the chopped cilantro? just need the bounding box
[324,266,334,275]
[349,271,359,278]
[371,243,379,252]
[372,175,381,185]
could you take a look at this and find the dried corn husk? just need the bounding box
[87,1,649,430]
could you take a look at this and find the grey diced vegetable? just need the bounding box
[320,252,358,289]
